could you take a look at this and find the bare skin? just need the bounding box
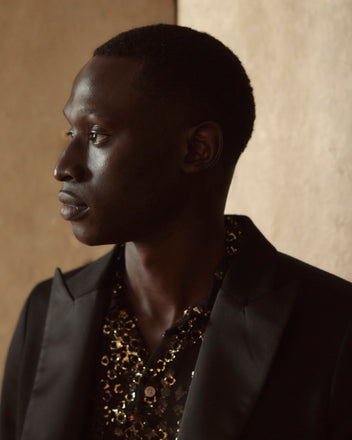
[124,212,226,351]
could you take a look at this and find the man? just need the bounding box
[1,24,352,440]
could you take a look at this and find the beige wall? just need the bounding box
[179,0,352,281]
[0,0,175,383]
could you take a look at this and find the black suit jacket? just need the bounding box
[1,216,352,440]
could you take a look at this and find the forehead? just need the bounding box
[64,56,145,121]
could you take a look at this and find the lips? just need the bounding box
[58,190,89,221]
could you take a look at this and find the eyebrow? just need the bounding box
[80,107,101,115]
[62,107,105,119]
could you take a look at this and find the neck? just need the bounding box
[124,213,225,348]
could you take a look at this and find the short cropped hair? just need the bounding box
[94,24,255,165]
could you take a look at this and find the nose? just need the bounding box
[54,139,86,182]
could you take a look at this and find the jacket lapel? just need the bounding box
[21,249,116,440]
[178,217,299,440]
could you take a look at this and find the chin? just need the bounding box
[71,222,130,246]
[71,224,108,246]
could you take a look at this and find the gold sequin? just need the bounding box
[101,355,109,366]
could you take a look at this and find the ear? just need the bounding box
[182,121,223,173]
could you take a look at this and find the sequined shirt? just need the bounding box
[89,216,241,440]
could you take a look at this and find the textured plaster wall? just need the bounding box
[179,0,352,281]
[0,0,175,384]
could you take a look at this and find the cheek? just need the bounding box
[87,149,109,175]
[86,145,131,196]
[86,138,182,213]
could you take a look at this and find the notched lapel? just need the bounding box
[22,265,111,440]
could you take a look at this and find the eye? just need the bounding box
[65,129,75,139]
[88,130,110,146]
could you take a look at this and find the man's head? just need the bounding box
[94,24,255,166]
[54,25,255,246]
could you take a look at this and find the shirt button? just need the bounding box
[144,385,156,397]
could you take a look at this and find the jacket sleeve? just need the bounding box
[0,280,51,440]
[329,318,352,439]
[0,300,29,440]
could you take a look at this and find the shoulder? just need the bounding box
[235,214,352,301]
[278,252,352,337]
[275,251,352,298]
[272,253,352,359]
[274,252,352,326]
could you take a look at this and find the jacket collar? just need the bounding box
[63,245,121,300]
[222,215,278,303]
